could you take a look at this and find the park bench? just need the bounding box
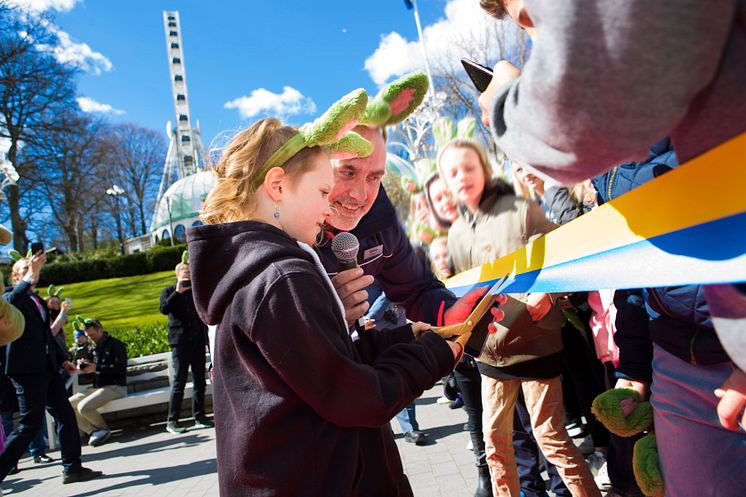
[46,351,212,450]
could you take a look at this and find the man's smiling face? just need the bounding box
[327,125,387,231]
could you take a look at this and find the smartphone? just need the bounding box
[30,241,44,255]
[461,57,493,93]
[463,294,526,358]
[64,297,72,308]
[182,280,192,289]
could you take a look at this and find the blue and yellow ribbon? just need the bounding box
[446,133,746,297]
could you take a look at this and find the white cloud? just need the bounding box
[365,0,523,85]
[6,0,81,13]
[224,87,317,120]
[77,97,125,115]
[41,27,113,75]
[9,0,112,75]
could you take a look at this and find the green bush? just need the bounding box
[107,322,170,358]
[37,243,186,286]
[145,244,187,272]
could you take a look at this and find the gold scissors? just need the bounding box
[431,275,507,360]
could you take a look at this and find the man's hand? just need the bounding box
[526,292,552,321]
[477,60,521,127]
[176,279,191,293]
[80,362,96,375]
[331,267,374,325]
[715,368,746,431]
[444,287,505,329]
[24,252,46,284]
[62,361,78,376]
[615,378,650,400]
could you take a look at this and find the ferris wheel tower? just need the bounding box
[153,11,208,217]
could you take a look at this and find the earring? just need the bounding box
[273,202,280,219]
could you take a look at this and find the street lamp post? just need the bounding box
[106,184,125,255]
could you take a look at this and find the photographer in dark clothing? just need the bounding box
[160,259,212,434]
[68,318,127,447]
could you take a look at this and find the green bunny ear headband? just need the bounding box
[8,249,32,262]
[360,71,429,127]
[181,250,188,265]
[433,116,477,150]
[74,314,101,329]
[46,285,65,299]
[252,88,373,188]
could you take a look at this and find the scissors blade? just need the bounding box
[463,274,508,327]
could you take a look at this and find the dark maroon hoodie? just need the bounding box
[187,220,454,497]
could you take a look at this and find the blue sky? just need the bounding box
[31,0,478,148]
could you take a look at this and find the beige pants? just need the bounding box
[481,375,601,497]
[69,385,125,434]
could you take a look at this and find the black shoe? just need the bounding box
[474,466,492,497]
[404,431,428,446]
[166,421,187,434]
[33,453,55,464]
[193,418,214,429]
[7,465,19,475]
[62,467,103,484]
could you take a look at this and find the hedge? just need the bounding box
[34,244,188,286]
[107,322,171,358]
[66,322,171,358]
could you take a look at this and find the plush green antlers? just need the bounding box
[252,88,372,188]
[361,71,430,127]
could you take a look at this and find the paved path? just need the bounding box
[1,382,520,496]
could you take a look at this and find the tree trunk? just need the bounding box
[5,144,27,251]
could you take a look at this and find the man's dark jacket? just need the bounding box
[160,285,207,347]
[2,281,66,374]
[317,187,456,324]
[92,332,127,387]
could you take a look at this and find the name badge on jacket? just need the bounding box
[363,245,383,261]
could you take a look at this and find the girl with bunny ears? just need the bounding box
[187,89,460,497]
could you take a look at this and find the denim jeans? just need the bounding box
[395,404,418,434]
[651,344,746,497]
[1,410,47,457]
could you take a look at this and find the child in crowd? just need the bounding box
[186,93,459,497]
[438,137,600,497]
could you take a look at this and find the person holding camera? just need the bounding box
[67,318,127,447]
[159,258,212,435]
[0,251,101,484]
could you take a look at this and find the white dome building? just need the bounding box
[150,171,214,244]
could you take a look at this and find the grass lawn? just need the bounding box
[59,270,174,331]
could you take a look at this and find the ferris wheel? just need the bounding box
[152,11,209,231]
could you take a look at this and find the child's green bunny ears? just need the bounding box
[252,88,373,188]
[432,116,477,150]
[8,249,31,262]
[360,71,429,127]
[47,285,64,299]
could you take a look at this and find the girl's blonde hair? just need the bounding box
[201,118,324,225]
[436,138,497,191]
